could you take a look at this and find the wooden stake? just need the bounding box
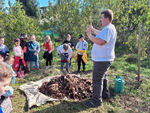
[137,23,141,81]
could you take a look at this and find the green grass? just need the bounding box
[10,51,150,113]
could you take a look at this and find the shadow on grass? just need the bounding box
[124,76,143,90]
[31,100,90,113]
[72,70,93,74]
[109,87,116,98]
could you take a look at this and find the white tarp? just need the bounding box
[19,76,59,108]
[19,74,80,108]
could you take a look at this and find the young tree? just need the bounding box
[44,0,82,40]
[17,0,41,19]
[0,0,4,10]
[44,0,101,41]
[0,2,40,49]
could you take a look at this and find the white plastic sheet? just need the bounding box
[19,76,59,108]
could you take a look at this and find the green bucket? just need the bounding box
[114,75,124,94]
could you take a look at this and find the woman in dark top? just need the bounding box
[62,34,74,67]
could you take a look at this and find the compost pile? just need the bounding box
[39,75,92,100]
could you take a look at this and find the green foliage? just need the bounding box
[41,0,150,56]
[113,0,150,56]
[43,0,81,40]
[0,11,6,35]
[17,0,41,19]
[0,0,4,10]
[0,2,40,49]
[43,0,107,40]
[126,54,137,64]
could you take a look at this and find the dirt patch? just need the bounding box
[39,75,92,100]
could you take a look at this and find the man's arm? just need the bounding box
[88,24,100,35]
[86,28,106,46]
[92,27,100,35]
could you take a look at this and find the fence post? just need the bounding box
[137,23,141,81]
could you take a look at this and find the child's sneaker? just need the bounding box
[49,65,52,68]
[46,66,49,69]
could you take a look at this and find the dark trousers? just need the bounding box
[24,53,29,73]
[77,54,85,71]
[61,62,69,72]
[17,59,26,72]
[92,61,112,105]
[46,59,52,66]
[46,52,53,66]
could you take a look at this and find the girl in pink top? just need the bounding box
[13,38,26,78]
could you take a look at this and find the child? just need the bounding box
[4,56,16,84]
[0,62,13,113]
[13,38,26,78]
[63,34,74,49]
[20,33,29,50]
[0,36,9,60]
[75,34,88,72]
[42,36,54,69]
[62,34,74,67]
[26,35,40,71]
[57,43,72,73]
[20,33,30,73]
[3,56,16,101]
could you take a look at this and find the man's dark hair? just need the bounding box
[101,9,113,22]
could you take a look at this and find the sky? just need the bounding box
[4,0,52,7]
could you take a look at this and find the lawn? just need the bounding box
[11,50,150,113]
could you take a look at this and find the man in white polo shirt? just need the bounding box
[86,9,117,107]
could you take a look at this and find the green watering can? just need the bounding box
[114,75,124,94]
